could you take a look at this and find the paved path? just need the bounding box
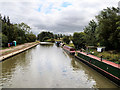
[77,51,120,69]
[0,42,39,61]
[0,42,38,56]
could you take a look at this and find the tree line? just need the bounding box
[37,31,73,44]
[63,7,120,51]
[37,32,65,42]
[0,14,36,47]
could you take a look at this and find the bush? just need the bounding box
[1,33,8,47]
[50,38,55,43]
[42,37,49,41]
[72,32,85,49]
[63,36,70,44]
[26,34,36,42]
[16,37,23,44]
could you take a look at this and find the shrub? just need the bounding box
[1,33,8,47]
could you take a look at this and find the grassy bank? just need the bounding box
[65,43,74,48]
[83,49,120,64]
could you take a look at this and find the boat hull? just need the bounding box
[63,47,75,55]
[75,54,120,86]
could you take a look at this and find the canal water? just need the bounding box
[0,44,118,88]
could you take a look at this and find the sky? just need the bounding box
[0,0,119,35]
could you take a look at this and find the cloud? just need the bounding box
[0,0,118,35]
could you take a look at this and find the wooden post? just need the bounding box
[100,55,103,61]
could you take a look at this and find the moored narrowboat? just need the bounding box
[75,51,120,86]
[55,41,61,47]
[59,43,65,47]
[63,45,75,55]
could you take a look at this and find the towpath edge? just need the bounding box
[0,42,40,62]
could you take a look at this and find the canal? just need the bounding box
[0,44,118,88]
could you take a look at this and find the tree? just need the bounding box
[57,34,60,39]
[0,14,2,20]
[37,31,54,41]
[84,20,97,46]
[96,7,120,50]
[63,36,70,44]
[2,23,8,37]
[7,16,10,25]
[54,34,58,39]
[0,13,36,47]
[18,22,31,34]
[60,34,63,38]
[72,32,86,49]
[7,25,14,42]
[3,16,6,23]
[0,33,8,47]
[26,33,36,42]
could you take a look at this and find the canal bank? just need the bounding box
[0,42,40,62]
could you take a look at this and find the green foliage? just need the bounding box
[54,34,58,39]
[63,36,70,44]
[66,43,74,48]
[72,32,86,49]
[84,48,120,63]
[1,14,36,47]
[95,7,120,50]
[37,31,54,41]
[57,34,60,39]
[54,34,63,39]
[0,33,8,47]
[84,20,97,46]
[50,38,55,43]
[26,33,36,42]
[16,37,23,44]
[43,37,50,41]
[44,38,55,43]
[57,34,63,39]
[60,34,63,38]
[18,22,31,34]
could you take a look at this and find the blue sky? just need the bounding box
[38,5,42,12]
[45,3,53,14]
[37,2,72,14]
[62,2,72,7]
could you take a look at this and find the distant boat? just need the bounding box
[55,41,61,47]
[59,43,65,47]
[63,45,75,55]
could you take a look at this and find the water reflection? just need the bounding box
[0,44,118,88]
[71,59,80,70]
[40,44,53,47]
[1,49,33,87]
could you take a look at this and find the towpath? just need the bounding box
[77,51,120,69]
[0,42,40,61]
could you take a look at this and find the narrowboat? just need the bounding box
[75,51,120,86]
[59,43,65,47]
[55,41,61,47]
[63,45,75,55]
